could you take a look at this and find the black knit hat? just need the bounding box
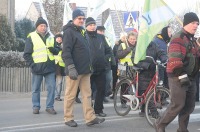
[35,17,48,28]
[161,26,170,43]
[72,9,85,20]
[183,12,199,27]
[97,26,106,31]
[55,33,63,39]
[85,17,96,27]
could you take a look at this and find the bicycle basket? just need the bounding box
[117,64,127,78]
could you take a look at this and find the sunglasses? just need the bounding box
[77,17,86,21]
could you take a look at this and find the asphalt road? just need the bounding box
[0,93,200,132]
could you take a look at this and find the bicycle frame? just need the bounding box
[128,56,162,108]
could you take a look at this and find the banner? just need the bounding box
[63,0,72,26]
[90,0,110,20]
[104,15,116,48]
[134,0,174,64]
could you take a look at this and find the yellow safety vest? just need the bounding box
[28,31,55,63]
[54,51,65,67]
[119,43,133,66]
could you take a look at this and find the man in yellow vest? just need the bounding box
[23,17,60,115]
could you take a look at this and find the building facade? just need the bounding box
[0,0,15,31]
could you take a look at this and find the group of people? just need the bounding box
[23,7,200,131]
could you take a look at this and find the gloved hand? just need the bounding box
[178,74,191,90]
[126,47,132,52]
[48,47,56,53]
[68,64,78,80]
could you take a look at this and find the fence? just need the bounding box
[0,67,53,92]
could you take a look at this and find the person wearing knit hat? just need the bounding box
[85,16,112,117]
[62,8,105,127]
[85,17,96,27]
[153,26,172,90]
[183,12,199,27]
[154,12,200,132]
[72,9,85,20]
[23,17,61,115]
[35,17,48,28]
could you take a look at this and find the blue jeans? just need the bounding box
[32,72,56,110]
[55,75,64,98]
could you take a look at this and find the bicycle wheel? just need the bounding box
[114,79,134,116]
[145,87,170,126]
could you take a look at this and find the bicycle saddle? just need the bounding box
[132,66,143,72]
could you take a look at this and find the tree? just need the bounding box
[14,18,35,52]
[0,14,17,51]
[43,0,64,34]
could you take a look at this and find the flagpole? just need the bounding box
[113,1,129,46]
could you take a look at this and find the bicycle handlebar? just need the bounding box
[146,56,167,67]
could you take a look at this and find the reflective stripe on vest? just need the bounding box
[29,32,55,63]
[119,43,133,66]
[54,51,65,67]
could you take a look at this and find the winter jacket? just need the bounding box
[62,21,92,75]
[23,31,60,74]
[86,30,111,74]
[167,28,200,78]
[131,42,167,90]
[153,35,168,53]
[131,42,167,70]
[55,42,66,76]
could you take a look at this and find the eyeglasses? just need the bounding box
[77,17,86,21]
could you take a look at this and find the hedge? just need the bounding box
[0,51,27,67]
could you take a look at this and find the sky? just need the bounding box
[15,0,195,19]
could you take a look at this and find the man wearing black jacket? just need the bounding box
[62,9,105,127]
[85,17,112,117]
[23,17,60,115]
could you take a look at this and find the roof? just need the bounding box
[77,7,126,39]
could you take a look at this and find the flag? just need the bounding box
[134,0,174,64]
[90,0,110,20]
[63,0,72,26]
[104,15,116,48]
[87,1,91,17]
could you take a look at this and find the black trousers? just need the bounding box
[91,71,106,114]
[195,72,199,101]
[111,65,118,92]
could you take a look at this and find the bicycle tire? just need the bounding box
[145,87,170,127]
[113,79,132,116]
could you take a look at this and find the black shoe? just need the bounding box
[75,97,81,103]
[96,112,107,117]
[65,120,78,127]
[86,117,105,126]
[55,97,62,101]
[33,109,39,114]
[46,108,57,115]
[103,97,109,103]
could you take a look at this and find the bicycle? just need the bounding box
[113,56,170,126]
